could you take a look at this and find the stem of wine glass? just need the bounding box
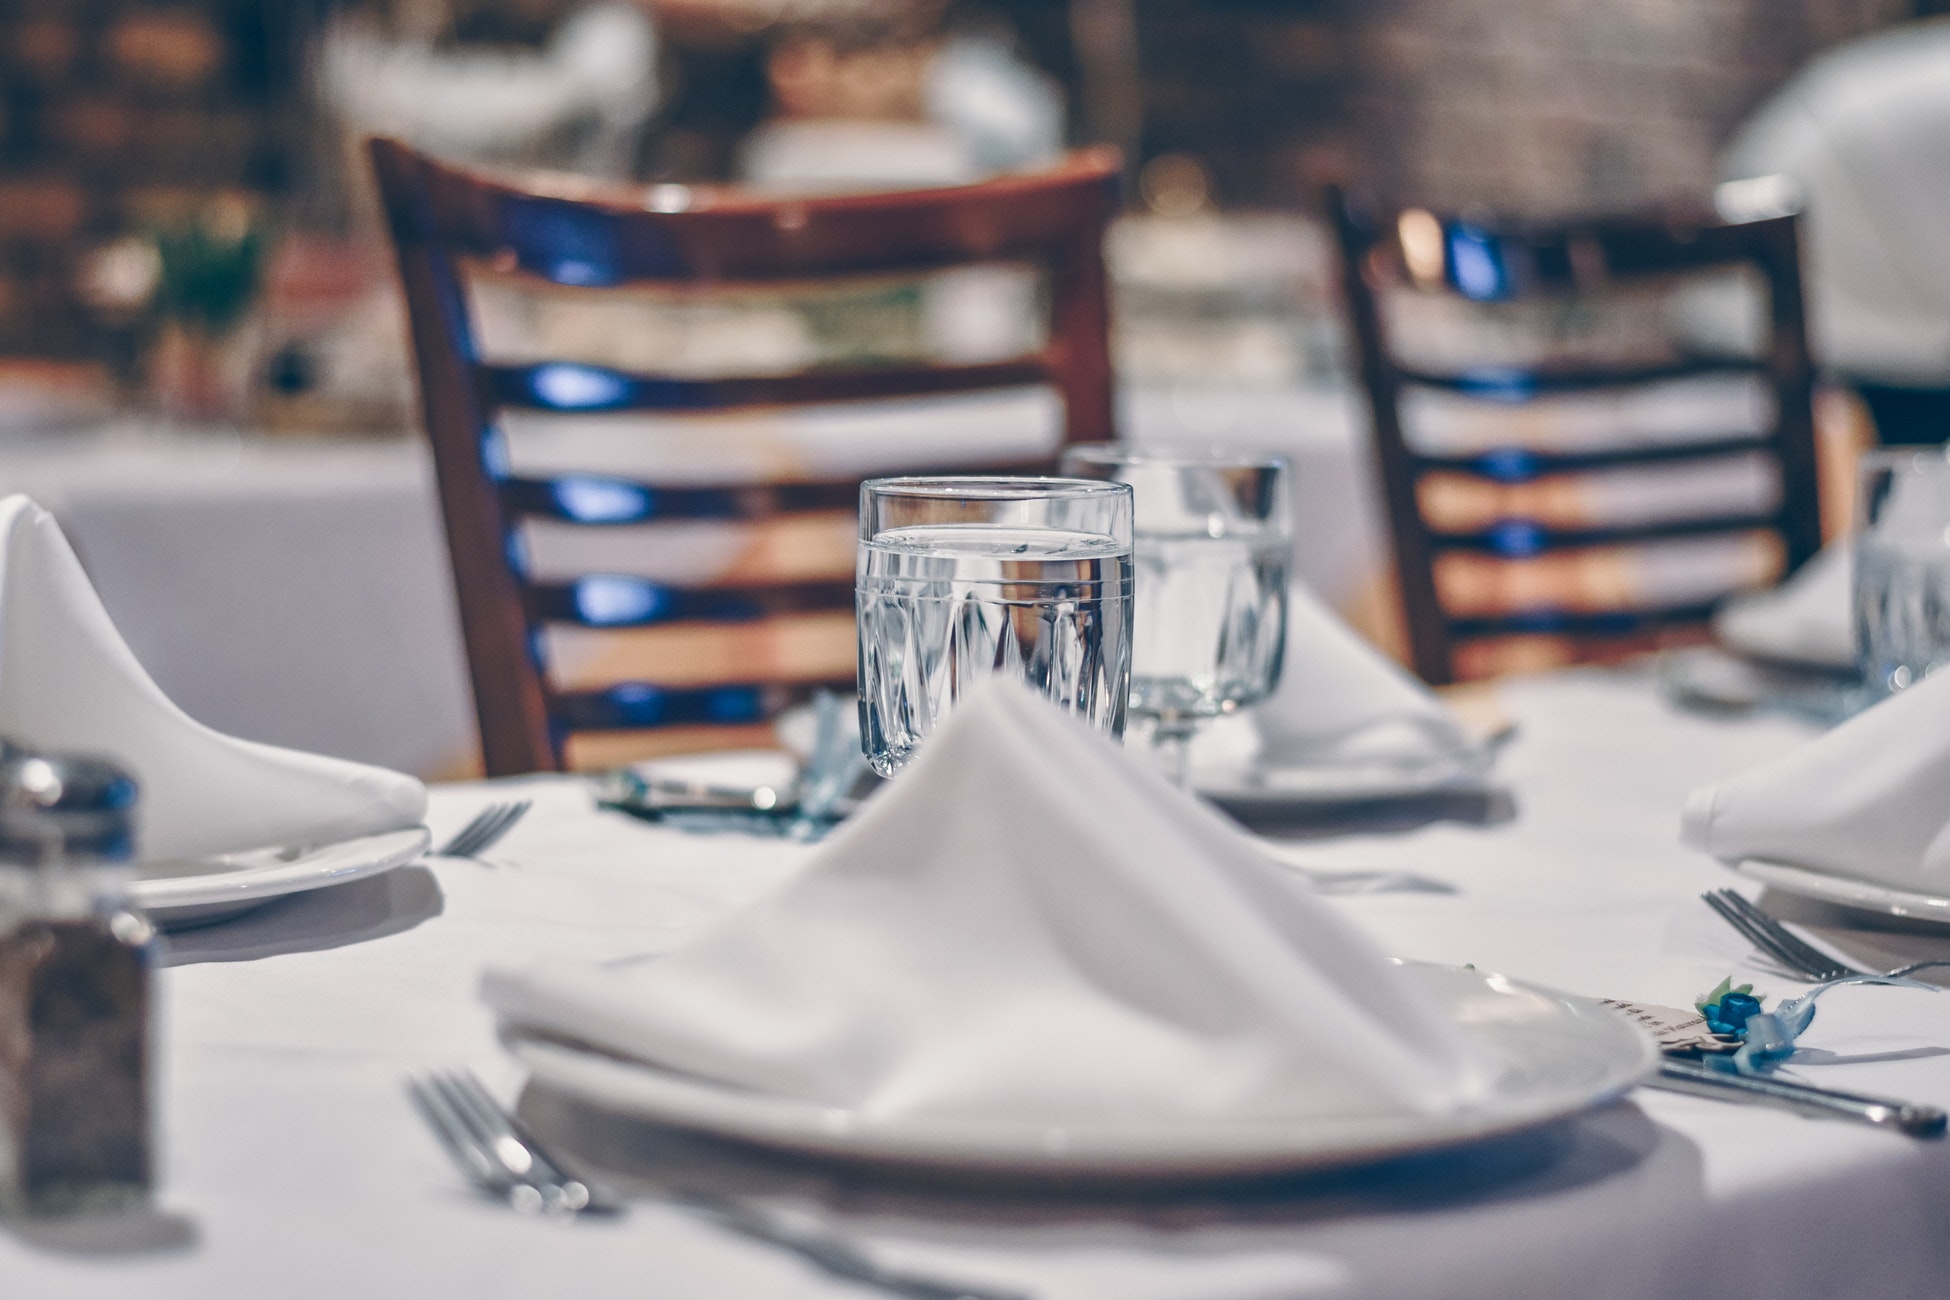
[1148,714,1200,788]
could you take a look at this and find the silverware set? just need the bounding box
[406,1068,1031,1300]
[1701,888,1950,984]
[1677,887,1950,1136]
[594,690,871,840]
[414,727,1950,1260]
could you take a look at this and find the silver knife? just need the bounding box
[1648,1058,1947,1138]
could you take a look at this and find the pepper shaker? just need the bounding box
[0,749,153,1217]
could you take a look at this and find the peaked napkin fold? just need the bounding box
[1249,582,1490,774]
[1682,665,1950,889]
[1711,538,1854,671]
[0,494,426,862]
[486,677,1493,1126]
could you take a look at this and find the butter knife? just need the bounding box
[1648,1058,1947,1138]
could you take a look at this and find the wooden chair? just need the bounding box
[1328,187,1821,684]
[370,138,1120,774]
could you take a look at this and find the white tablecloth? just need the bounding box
[0,385,1377,777]
[8,670,1950,1298]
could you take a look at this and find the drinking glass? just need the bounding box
[1856,446,1950,695]
[1059,444,1291,784]
[856,476,1134,776]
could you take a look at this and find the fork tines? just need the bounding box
[406,1075,545,1213]
[435,800,533,859]
[406,1069,603,1216]
[1702,889,1859,982]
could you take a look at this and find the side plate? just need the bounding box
[1731,858,1950,926]
[134,826,431,928]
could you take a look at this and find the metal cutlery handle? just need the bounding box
[408,1069,1032,1299]
[592,771,797,815]
[1651,1058,1947,1137]
[680,1192,1031,1300]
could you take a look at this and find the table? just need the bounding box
[9,669,1950,1299]
[0,384,1379,778]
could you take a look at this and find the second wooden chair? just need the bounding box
[1329,186,1821,684]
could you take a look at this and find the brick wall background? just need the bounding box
[988,0,1920,211]
[0,0,1934,362]
[1336,0,1915,214]
[0,0,301,358]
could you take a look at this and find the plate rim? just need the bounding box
[1192,761,1495,809]
[1730,857,1950,923]
[504,962,1658,1179]
[131,825,431,911]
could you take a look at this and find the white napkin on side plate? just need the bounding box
[0,495,426,862]
[1245,582,1490,775]
[485,677,1493,1126]
[1682,664,1950,889]
[1711,538,1854,671]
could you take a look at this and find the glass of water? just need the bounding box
[1059,444,1292,785]
[856,477,1134,776]
[1856,446,1950,695]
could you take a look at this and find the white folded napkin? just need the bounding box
[1682,664,1950,889]
[485,676,1493,1126]
[0,495,426,862]
[1247,582,1491,774]
[1711,538,1854,671]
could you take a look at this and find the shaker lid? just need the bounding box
[0,748,138,865]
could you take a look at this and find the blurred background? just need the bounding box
[1,0,1939,421]
[3,0,1947,779]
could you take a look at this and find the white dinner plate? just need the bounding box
[133,826,431,928]
[1731,858,1950,925]
[504,962,1657,1181]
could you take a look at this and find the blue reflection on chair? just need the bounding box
[1448,224,1510,301]
[579,682,767,728]
[1487,519,1546,558]
[506,202,623,287]
[530,363,632,410]
[1475,447,1540,483]
[1455,368,1535,402]
[573,575,670,626]
[553,476,654,523]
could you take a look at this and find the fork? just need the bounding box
[1702,889,1950,983]
[407,1069,1032,1300]
[434,800,532,859]
[408,1070,606,1216]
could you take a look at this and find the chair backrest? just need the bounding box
[370,137,1121,774]
[1328,187,1821,684]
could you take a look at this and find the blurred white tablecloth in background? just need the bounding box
[0,384,1377,777]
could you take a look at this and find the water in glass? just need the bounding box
[1129,530,1289,721]
[1855,449,1950,695]
[857,523,1132,777]
[1856,534,1950,693]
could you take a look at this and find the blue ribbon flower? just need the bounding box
[1696,973,1941,1076]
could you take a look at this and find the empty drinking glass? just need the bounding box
[1856,446,1950,695]
[1059,445,1291,784]
[856,477,1134,776]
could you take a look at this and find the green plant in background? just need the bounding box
[151,200,264,339]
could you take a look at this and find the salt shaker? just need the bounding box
[0,749,153,1217]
